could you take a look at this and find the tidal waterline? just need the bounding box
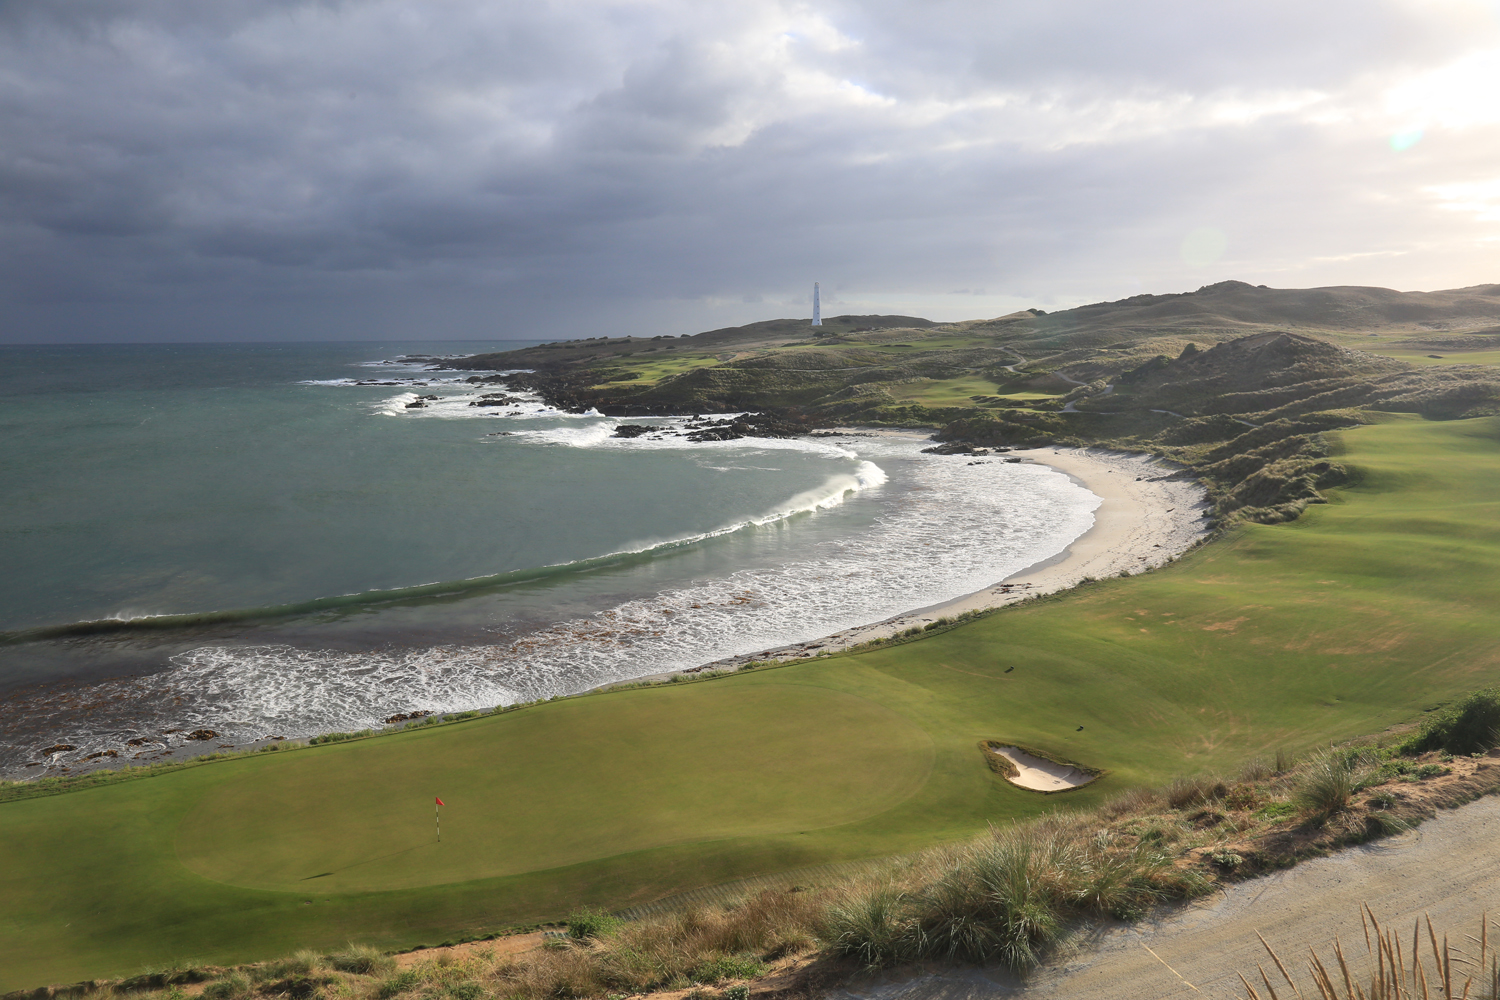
[0,343,1101,774]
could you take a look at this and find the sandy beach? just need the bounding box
[694,445,1212,670]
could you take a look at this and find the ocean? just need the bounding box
[0,341,1100,775]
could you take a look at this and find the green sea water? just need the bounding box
[0,341,1100,773]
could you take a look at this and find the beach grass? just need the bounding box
[4,413,1500,989]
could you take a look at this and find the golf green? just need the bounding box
[176,684,934,892]
[5,413,1500,990]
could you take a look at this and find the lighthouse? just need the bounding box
[812,282,822,327]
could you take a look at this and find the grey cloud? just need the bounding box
[1,0,1498,342]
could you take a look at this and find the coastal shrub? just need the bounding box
[1294,748,1377,818]
[309,729,375,746]
[1097,785,1160,819]
[826,817,1208,971]
[1238,757,1270,782]
[1413,763,1449,779]
[1165,775,1226,809]
[689,955,764,984]
[566,908,622,940]
[723,985,750,1000]
[823,888,909,968]
[1398,688,1500,756]
[377,970,422,998]
[448,982,486,1000]
[257,950,324,979]
[327,944,396,975]
[202,974,253,1000]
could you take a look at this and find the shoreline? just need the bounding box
[670,444,1212,673]
[7,442,1211,783]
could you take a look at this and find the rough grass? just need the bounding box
[824,816,1210,969]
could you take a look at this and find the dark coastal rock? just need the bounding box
[384,710,433,724]
[683,412,805,442]
[612,424,661,438]
[82,750,119,760]
[404,400,426,409]
[922,442,990,456]
[185,729,218,741]
[125,737,157,746]
[39,744,76,755]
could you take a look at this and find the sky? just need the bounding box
[4,0,1500,343]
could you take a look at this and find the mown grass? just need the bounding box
[78,736,1499,1000]
[6,413,1500,989]
[1364,348,1500,368]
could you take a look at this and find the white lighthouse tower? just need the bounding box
[812,282,822,327]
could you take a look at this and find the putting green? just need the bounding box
[175,684,934,892]
[7,414,1500,990]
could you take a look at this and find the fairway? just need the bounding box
[6,413,1500,989]
[176,684,934,892]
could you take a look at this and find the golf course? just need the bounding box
[5,411,1500,990]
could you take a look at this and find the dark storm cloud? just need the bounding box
[2,0,1499,341]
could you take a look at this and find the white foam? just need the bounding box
[5,445,1107,761]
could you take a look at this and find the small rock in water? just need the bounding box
[186,729,219,741]
[39,744,77,755]
[612,424,661,439]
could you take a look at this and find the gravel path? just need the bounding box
[835,794,1500,1000]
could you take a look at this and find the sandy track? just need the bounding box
[836,794,1500,1000]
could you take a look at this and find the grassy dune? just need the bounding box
[4,413,1500,989]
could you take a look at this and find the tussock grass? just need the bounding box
[1294,749,1378,819]
[1241,908,1500,1000]
[825,815,1211,970]
[325,945,395,976]
[1166,774,1228,810]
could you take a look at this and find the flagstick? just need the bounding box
[436,800,441,842]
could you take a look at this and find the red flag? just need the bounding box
[435,797,444,806]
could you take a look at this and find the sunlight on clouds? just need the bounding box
[1386,47,1500,129]
[1427,178,1500,221]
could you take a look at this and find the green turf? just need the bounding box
[176,684,933,893]
[1364,348,1500,367]
[5,413,1500,989]
[886,376,1008,406]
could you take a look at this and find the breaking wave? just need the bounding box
[1,446,1100,773]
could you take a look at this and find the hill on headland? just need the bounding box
[453,281,1500,524]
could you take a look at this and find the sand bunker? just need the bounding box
[987,745,1097,792]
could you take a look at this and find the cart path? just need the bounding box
[835,793,1500,1000]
